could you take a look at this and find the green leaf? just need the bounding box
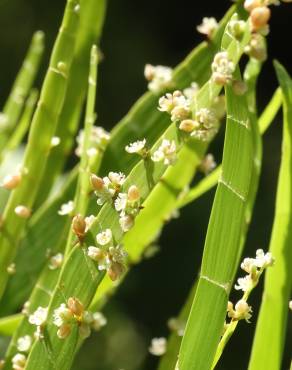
[248,61,292,370]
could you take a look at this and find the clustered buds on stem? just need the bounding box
[225,249,274,326]
[52,297,107,340]
[75,126,110,158]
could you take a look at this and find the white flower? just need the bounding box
[183,82,199,100]
[51,136,61,147]
[17,335,32,353]
[108,172,126,187]
[199,154,217,175]
[114,193,128,213]
[91,312,107,331]
[11,353,26,370]
[28,306,48,327]
[240,257,256,274]
[151,139,177,166]
[211,51,235,85]
[85,215,95,232]
[170,105,190,122]
[158,91,188,113]
[119,214,135,232]
[75,126,110,157]
[58,200,74,216]
[190,108,219,142]
[87,247,108,270]
[53,304,73,327]
[96,229,112,246]
[144,64,173,93]
[235,275,253,292]
[125,139,146,154]
[149,337,167,356]
[197,17,218,38]
[108,245,127,264]
[289,301,292,310]
[49,253,63,270]
[254,249,274,268]
[234,299,252,322]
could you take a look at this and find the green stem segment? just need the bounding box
[0,31,44,157]
[0,0,80,300]
[248,62,292,370]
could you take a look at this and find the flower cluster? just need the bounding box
[244,0,271,34]
[10,335,33,370]
[115,185,141,232]
[75,125,110,158]
[235,249,274,292]
[211,51,235,85]
[144,64,173,93]
[53,297,107,339]
[87,228,127,280]
[226,249,274,326]
[91,171,126,206]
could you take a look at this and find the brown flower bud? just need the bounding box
[250,6,271,31]
[127,185,140,202]
[57,323,71,339]
[1,173,21,190]
[179,119,198,133]
[72,214,86,238]
[107,262,125,281]
[90,174,104,191]
[244,0,261,13]
[67,297,84,317]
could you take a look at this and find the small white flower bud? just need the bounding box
[119,214,135,232]
[179,119,198,133]
[197,17,218,38]
[1,173,21,190]
[11,353,26,370]
[7,263,16,275]
[14,205,31,219]
[149,337,167,356]
[289,300,292,310]
[17,335,32,353]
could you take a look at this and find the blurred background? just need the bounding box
[0,0,291,369]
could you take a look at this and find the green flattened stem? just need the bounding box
[177,86,281,209]
[0,0,80,300]
[0,31,44,156]
[178,71,254,370]
[35,0,107,206]
[248,62,292,370]
[5,89,39,153]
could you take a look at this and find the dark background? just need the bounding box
[0,0,291,369]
